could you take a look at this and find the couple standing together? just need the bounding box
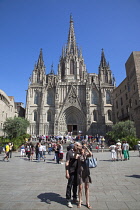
[65,142,92,208]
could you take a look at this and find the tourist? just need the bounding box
[116,139,123,161]
[9,142,13,158]
[35,142,39,160]
[137,141,140,157]
[42,143,47,158]
[20,144,25,157]
[96,144,99,152]
[55,143,60,164]
[25,143,31,160]
[109,143,117,161]
[3,143,10,162]
[59,143,64,164]
[65,143,81,208]
[122,141,129,160]
[76,145,92,209]
[38,142,45,162]
[30,143,34,161]
[48,141,52,155]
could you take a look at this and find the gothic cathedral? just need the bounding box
[25,15,116,137]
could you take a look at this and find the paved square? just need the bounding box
[0,149,140,209]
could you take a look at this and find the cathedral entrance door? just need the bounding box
[67,125,77,135]
[67,125,72,132]
[73,125,77,135]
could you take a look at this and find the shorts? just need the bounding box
[6,152,9,157]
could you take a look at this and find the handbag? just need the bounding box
[86,156,97,168]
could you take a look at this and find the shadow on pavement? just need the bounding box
[130,155,139,157]
[37,192,66,206]
[126,174,140,179]
[99,159,112,162]
[45,161,58,164]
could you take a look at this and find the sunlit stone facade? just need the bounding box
[113,51,140,138]
[25,16,115,136]
[0,89,18,136]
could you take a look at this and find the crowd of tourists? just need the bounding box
[20,140,64,163]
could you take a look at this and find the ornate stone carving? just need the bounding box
[68,91,76,104]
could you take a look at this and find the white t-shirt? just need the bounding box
[116,142,122,151]
[39,145,43,152]
[42,145,46,152]
[59,145,63,153]
[109,145,116,152]
[123,143,129,150]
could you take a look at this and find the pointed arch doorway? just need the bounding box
[67,113,78,135]
[63,106,86,135]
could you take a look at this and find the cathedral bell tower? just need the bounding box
[58,15,87,82]
[31,49,46,85]
[98,49,114,85]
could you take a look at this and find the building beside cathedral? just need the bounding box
[113,51,140,138]
[25,16,116,137]
[0,89,25,136]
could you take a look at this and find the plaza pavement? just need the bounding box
[0,149,140,210]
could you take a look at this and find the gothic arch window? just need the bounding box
[120,97,123,106]
[106,90,111,104]
[105,72,108,83]
[34,91,39,105]
[108,110,112,121]
[61,62,65,78]
[126,105,129,114]
[91,90,99,105]
[47,89,54,105]
[116,101,118,109]
[34,111,37,121]
[47,111,51,122]
[37,72,40,83]
[121,108,124,118]
[93,110,98,122]
[70,60,74,74]
[79,61,82,78]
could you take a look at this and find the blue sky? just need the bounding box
[0,0,140,106]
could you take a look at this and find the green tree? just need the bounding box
[3,117,30,139]
[106,120,136,142]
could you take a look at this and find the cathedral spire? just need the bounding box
[37,48,44,68]
[67,14,77,55]
[99,48,107,68]
[99,49,114,85]
[58,16,87,82]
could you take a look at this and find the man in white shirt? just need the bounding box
[122,141,129,160]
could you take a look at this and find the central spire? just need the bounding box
[68,14,76,45]
[67,14,77,55]
[58,15,87,82]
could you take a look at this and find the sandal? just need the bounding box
[86,204,92,209]
[77,203,81,208]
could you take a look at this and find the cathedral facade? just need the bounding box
[25,16,116,137]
